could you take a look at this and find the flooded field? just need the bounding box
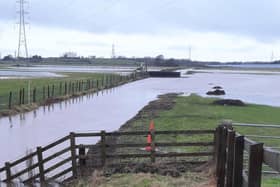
[1,71,280,167]
[0,65,163,78]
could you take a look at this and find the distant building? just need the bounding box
[62,52,78,58]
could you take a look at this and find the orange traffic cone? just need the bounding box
[145,134,152,151]
[149,120,155,131]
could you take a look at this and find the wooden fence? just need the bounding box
[0,129,215,185]
[0,72,148,112]
[215,123,280,187]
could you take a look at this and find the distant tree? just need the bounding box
[31,55,43,62]
[156,55,164,60]
[3,55,14,61]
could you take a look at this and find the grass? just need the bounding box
[71,172,214,187]
[83,94,280,186]
[0,72,111,111]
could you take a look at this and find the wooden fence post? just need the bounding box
[22,88,25,104]
[52,85,55,97]
[216,126,227,187]
[19,89,22,105]
[5,162,12,183]
[37,147,45,182]
[226,130,235,187]
[8,92,12,109]
[43,86,46,100]
[151,129,156,163]
[214,127,219,163]
[101,130,106,167]
[33,88,36,103]
[47,85,50,98]
[215,126,222,174]
[79,145,86,166]
[232,136,244,187]
[70,132,78,178]
[247,143,263,187]
[59,82,62,95]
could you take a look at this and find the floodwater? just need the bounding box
[1,71,280,168]
[209,63,280,69]
[0,65,162,78]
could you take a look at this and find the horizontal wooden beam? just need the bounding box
[77,142,214,149]
[263,147,280,172]
[41,135,70,152]
[48,167,73,181]
[43,146,71,163]
[10,151,37,167]
[44,157,72,174]
[10,162,39,180]
[75,130,215,137]
[105,152,213,159]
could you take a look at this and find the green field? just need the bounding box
[76,94,280,186]
[0,72,129,113]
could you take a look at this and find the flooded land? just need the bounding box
[1,67,280,168]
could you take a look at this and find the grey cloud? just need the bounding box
[1,0,280,42]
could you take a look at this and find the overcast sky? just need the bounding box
[0,0,280,61]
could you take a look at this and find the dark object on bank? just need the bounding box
[148,71,180,78]
[206,89,226,95]
[213,86,223,89]
[213,99,246,106]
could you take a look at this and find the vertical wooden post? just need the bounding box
[47,85,50,98]
[232,136,244,187]
[70,132,78,178]
[216,126,227,187]
[8,92,12,109]
[59,82,62,95]
[52,85,55,97]
[65,82,67,95]
[247,143,263,187]
[101,130,106,167]
[226,130,235,187]
[214,127,219,163]
[79,145,86,166]
[37,147,45,182]
[33,88,36,103]
[72,83,74,94]
[69,82,71,94]
[43,86,46,100]
[96,80,99,90]
[18,89,21,105]
[5,162,12,183]
[22,88,25,104]
[151,129,156,163]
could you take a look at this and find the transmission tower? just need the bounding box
[188,46,192,61]
[111,44,116,59]
[17,0,29,58]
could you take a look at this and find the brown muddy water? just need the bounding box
[1,72,280,175]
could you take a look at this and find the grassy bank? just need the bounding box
[73,94,280,186]
[0,72,140,116]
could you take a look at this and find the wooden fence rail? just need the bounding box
[0,129,215,185]
[215,123,280,187]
